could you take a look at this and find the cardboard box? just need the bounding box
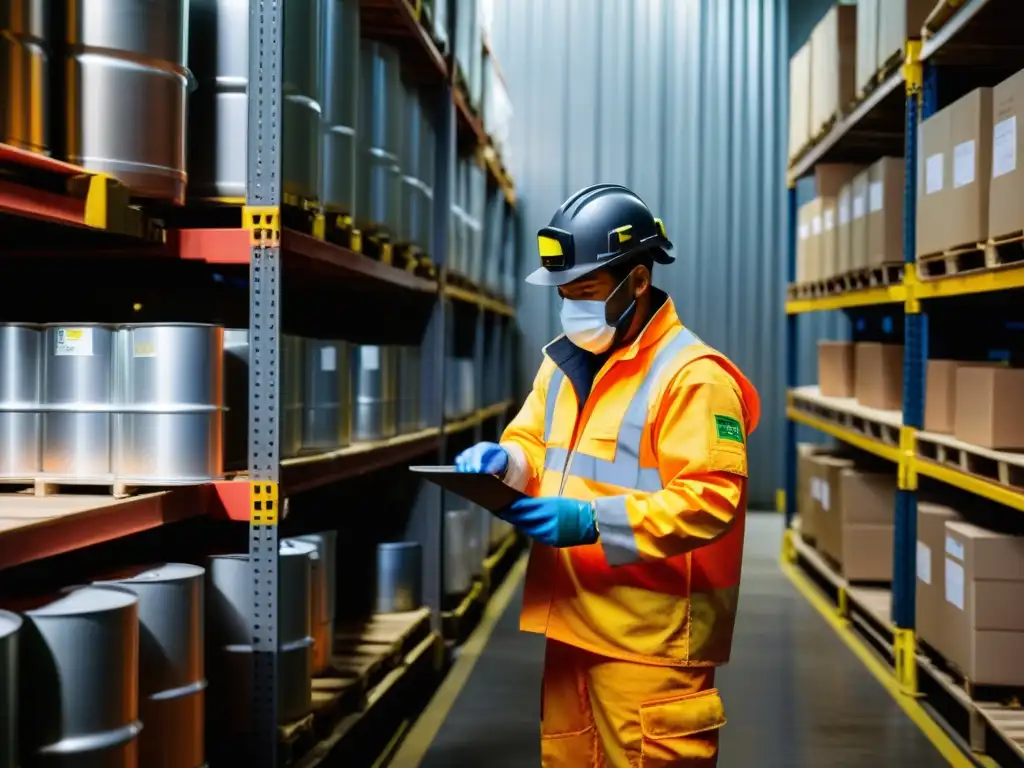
[947,87,993,249]
[916,502,963,659]
[811,5,857,131]
[837,182,853,274]
[821,197,839,278]
[943,521,1024,686]
[819,341,855,398]
[807,197,824,283]
[867,156,905,267]
[989,68,1024,239]
[925,360,989,434]
[877,0,933,74]
[797,443,821,542]
[954,366,1024,449]
[797,200,813,283]
[918,106,952,257]
[854,343,904,411]
[822,469,896,581]
[851,170,871,270]
[856,0,879,96]
[810,454,855,560]
[816,163,865,199]
[789,43,813,161]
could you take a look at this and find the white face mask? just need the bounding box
[559,299,617,353]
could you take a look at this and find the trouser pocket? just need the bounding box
[541,726,600,768]
[639,687,726,767]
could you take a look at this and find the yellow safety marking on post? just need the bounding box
[780,527,797,564]
[775,488,786,514]
[351,228,363,254]
[242,206,281,247]
[381,241,393,266]
[250,481,280,526]
[312,212,326,241]
[836,586,849,620]
[903,263,921,314]
[894,628,920,696]
[904,39,923,96]
[898,426,918,491]
[782,560,981,767]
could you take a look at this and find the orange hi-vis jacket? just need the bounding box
[500,296,761,667]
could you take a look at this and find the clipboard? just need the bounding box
[409,465,525,512]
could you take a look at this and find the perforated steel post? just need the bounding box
[783,185,799,539]
[246,1,284,762]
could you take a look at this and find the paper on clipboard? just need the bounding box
[408,465,525,512]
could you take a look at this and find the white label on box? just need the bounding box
[839,193,851,226]
[320,345,337,372]
[925,153,944,194]
[945,534,964,561]
[953,140,977,188]
[360,346,380,371]
[820,481,831,512]
[812,215,822,235]
[869,181,884,213]
[853,195,866,220]
[799,224,809,241]
[945,558,965,610]
[54,327,93,356]
[993,116,1017,178]
[810,477,821,501]
[917,541,931,584]
[824,209,835,231]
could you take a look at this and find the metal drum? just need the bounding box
[19,586,142,766]
[0,610,21,768]
[206,546,313,737]
[188,0,324,202]
[294,531,338,674]
[96,564,206,768]
[320,0,360,219]
[375,542,422,613]
[467,506,488,578]
[416,91,437,255]
[281,335,305,459]
[0,324,43,477]
[444,509,473,596]
[302,339,351,452]
[458,358,476,415]
[399,78,420,247]
[221,329,249,471]
[0,0,48,154]
[352,345,396,442]
[113,324,225,484]
[66,0,189,201]
[41,324,116,478]
[280,539,320,672]
[396,345,421,434]
[356,41,403,237]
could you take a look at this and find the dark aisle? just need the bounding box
[411,514,950,767]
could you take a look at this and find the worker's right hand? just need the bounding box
[454,442,509,475]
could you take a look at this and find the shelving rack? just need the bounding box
[784,1,1024,763]
[0,0,522,765]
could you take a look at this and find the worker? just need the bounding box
[455,183,761,767]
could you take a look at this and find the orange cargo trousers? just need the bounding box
[540,640,726,767]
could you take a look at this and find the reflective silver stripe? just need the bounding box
[592,496,641,566]
[544,446,662,492]
[543,368,565,443]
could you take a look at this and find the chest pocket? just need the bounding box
[542,328,703,494]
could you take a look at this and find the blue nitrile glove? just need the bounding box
[497,497,599,548]
[454,441,509,475]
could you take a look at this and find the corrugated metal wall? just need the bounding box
[491,0,795,507]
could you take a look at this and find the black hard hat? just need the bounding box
[526,184,674,287]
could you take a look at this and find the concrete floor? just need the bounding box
[417,514,949,767]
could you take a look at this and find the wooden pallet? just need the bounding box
[0,476,165,499]
[790,385,902,448]
[787,263,904,300]
[918,234,1024,279]
[915,430,1024,491]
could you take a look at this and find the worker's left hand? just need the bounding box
[496,497,598,548]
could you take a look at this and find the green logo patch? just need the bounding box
[714,414,744,444]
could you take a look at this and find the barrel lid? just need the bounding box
[281,539,318,559]
[116,322,221,329]
[28,585,138,617]
[0,610,22,637]
[378,541,421,551]
[294,531,338,550]
[98,562,205,585]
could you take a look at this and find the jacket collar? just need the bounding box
[543,288,683,367]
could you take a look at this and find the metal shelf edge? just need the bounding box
[786,284,908,314]
[920,0,994,60]
[786,406,902,463]
[912,457,1024,513]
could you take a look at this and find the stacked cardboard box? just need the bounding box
[855,0,879,97]
[918,87,994,259]
[816,165,862,279]
[989,68,1024,240]
[789,43,813,162]
[854,342,904,411]
[877,1,932,76]
[850,170,870,271]
[797,443,823,543]
[955,366,1024,449]
[916,502,963,658]
[819,341,855,398]
[866,157,905,266]
[811,5,857,132]
[942,521,1024,685]
[924,360,989,434]
[805,453,854,554]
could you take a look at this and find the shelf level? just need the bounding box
[444,282,515,316]
[444,400,515,436]
[360,0,447,84]
[786,283,907,314]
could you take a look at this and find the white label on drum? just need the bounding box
[54,327,93,356]
[361,346,380,371]
[320,345,337,372]
[134,341,156,358]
